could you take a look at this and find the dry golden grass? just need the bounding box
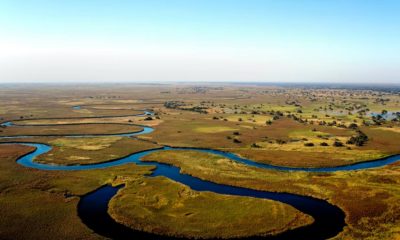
[109,177,312,239]
[0,123,143,136]
[1,84,400,239]
[0,144,312,240]
[34,136,159,165]
[0,144,154,240]
[142,150,400,240]
[194,126,238,133]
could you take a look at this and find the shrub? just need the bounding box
[320,142,329,146]
[304,142,314,147]
[251,143,261,148]
[348,123,358,129]
[333,141,344,147]
[346,130,368,146]
[276,139,286,144]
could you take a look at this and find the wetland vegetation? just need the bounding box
[1,83,400,239]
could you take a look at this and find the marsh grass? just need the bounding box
[142,150,400,239]
[109,177,312,239]
[0,144,154,240]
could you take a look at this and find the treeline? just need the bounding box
[164,101,208,114]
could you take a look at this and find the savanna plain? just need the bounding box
[1,83,400,240]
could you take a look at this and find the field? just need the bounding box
[1,83,400,239]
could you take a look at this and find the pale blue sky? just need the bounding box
[1,0,399,83]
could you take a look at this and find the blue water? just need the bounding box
[0,107,153,138]
[72,106,81,110]
[1,140,397,239]
[370,111,400,120]
[2,109,399,239]
[8,142,400,172]
[0,121,13,127]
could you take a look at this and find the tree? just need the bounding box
[346,130,368,146]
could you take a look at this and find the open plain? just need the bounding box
[1,83,400,239]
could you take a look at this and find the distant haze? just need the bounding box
[1,0,399,83]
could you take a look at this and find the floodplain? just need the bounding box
[1,83,400,239]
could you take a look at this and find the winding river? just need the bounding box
[1,108,398,239]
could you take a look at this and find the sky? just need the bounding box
[0,0,399,84]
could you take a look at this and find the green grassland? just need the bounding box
[0,144,311,239]
[0,123,143,137]
[37,136,159,165]
[1,84,400,239]
[145,110,396,167]
[0,144,154,240]
[0,136,159,165]
[142,150,400,239]
[109,177,312,239]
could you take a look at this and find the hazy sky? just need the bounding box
[1,0,399,83]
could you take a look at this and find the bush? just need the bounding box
[304,142,314,147]
[320,142,329,146]
[348,123,358,129]
[276,139,286,144]
[346,130,368,146]
[233,139,241,143]
[333,141,344,147]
